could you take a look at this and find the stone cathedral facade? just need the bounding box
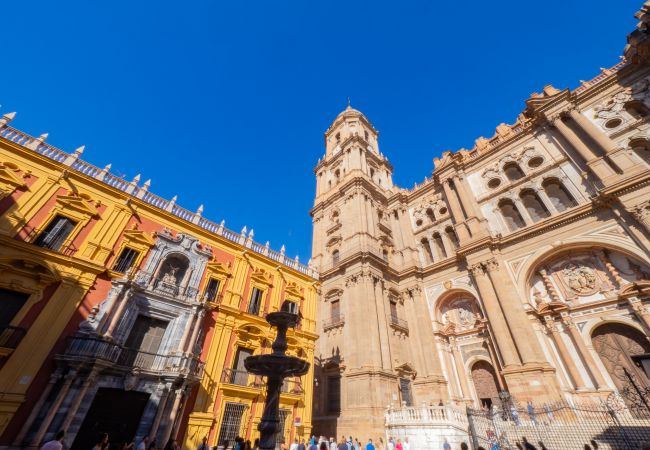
[311,3,650,440]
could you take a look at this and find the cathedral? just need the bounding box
[311,1,650,444]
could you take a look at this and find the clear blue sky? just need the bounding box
[0,0,641,261]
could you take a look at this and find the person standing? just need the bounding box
[290,439,299,450]
[298,439,306,450]
[402,438,410,450]
[198,437,209,450]
[366,440,375,450]
[442,439,451,450]
[330,438,337,450]
[376,438,384,450]
[387,438,394,450]
[41,430,66,450]
[337,437,347,450]
[93,433,109,450]
[395,440,403,450]
[527,402,537,426]
[510,405,520,426]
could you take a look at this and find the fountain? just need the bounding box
[245,301,310,450]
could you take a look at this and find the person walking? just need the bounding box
[366,439,375,450]
[395,439,403,450]
[41,430,66,450]
[376,438,384,450]
[387,438,394,450]
[337,437,347,450]
[510,405,520,426]
[527,402,537,426]
[402,438,410,450]
[298,439,306,450]
[198,437,209,450]
[290,439,299,450]
[329,438,337,450]
[442,439,451,450]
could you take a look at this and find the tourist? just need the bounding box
[290,438,299,450]
[521,437,537,450]
[510,405,520,426]
[402,438,410,450]
[299,439,306,450]
[253,439,260,450]
[137,437,149,450]
[198,437,209,450]
[527,402,537,426]
[354,439,361,450]
[281,439,288,450]
[376,438,384,450]
[245,441,252,450]
[387,438,394,450]
[542,403,553,423]
[93,433,109,450]
[310,437,316,446]
[329,437,337,450]
[366,439,375,450]
[337,437,347,450]
[395,439,403,450]
[309,439,318,450]
[346,436,353,450]
[41,430,66,450]
[442,438,451,450]
[319,442,328,450]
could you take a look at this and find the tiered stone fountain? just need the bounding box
[245,301,310,450]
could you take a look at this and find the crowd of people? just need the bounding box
[308,435,410,450]
[39,431,182,450]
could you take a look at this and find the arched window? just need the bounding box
[630,138,650,164]
[499,199,526,231]
[542,179,576,212]
[426,208,436,223]
[445,226,459,249]
[382,249,389,261]
[432,233,447,259]
[420,238,434,264]
[332,250,340,266]
[520,189,550,222]
[503,162,525,182]
[334,169,341,184]
[625,101,650,119]
[156,255,189,287]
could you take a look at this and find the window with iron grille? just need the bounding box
[399,377,413,406]
[217,402,247,447]
[248,288,263,315]
[275,409,291,448]
[33,215,77,251]
[327,376,341,413]
[113,247,139,273]
[204,278,221,302]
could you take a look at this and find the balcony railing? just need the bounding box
[23,227,78,256]
[221,368,263,388]
[63,336,203,378]
[281,378,304,395]
[323,314,345,331]
[389,315,408,332]
[385,405,468,428]
[0,326,27,352]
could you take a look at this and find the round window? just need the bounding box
[415,219,423,227]
[604,118,622,129]
[487,178,502,189]
[439,207,448,215]
[528,156,544,168]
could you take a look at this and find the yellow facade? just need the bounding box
[0,115,318,447]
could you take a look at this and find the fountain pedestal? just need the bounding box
[245,309,310,450]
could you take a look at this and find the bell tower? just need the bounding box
[311,106,446,438]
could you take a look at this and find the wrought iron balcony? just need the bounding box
[389,314,409,332]
[0,326,27,355]
[323,314,345,331]
[280,378,304,395]
[62,336,204,379]
[221,368,263,388]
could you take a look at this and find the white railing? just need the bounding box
[0,121,318,278]
[385,405,468,428]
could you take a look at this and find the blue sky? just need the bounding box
[0,1,640,261]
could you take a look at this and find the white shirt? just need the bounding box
[387,443,394,450]
[403,442,410,450]
[290,444,299,450]
[41,440,63,450]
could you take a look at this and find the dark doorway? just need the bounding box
[71,388,150,450]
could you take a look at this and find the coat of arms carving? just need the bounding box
[561,262,598,295]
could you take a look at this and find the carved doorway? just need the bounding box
[471,360,500,409]
[592,323,650,411]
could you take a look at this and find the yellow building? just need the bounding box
[0,113,318,450]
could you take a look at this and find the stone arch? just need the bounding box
[518,239,650,296]
[629,137,650,164]
[503,162,525,181]
[155,252,190,286]
[591,322,650,405]
[435,290,484,331]
[469,359,501,408]
[498,198,526,231]
[519,188,550,221]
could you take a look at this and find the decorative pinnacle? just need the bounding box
[3,112,16,120]
[74,145,85,155]
[248,228,254,237]
[196,204,204,215]
[103,163,112,172]
[241,226,247,234]
[170,195,177,204]
[132,174,141,183]
[38,133,49,141]
[280,245,286,255]
[143,179,151,188]
[220,219,225,226]
[265,241,270,248]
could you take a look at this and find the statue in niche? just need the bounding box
[562,262,597,295]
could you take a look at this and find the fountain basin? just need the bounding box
[266,311,300,328]
[245,354,310,378]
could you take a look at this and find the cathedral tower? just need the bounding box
[311,106,447,438]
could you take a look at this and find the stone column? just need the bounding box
[595,249,623,287]
[30,370,77,446]
[538,268,561,303]
[453,174,485,236]
[442,179,470,242]
[561,317,608,390]
[105,290,133,338]
[513,198,534,225]
[61,371,98,433]
[483,332,506,390]
[12,371,62,447]
[179,309,198,353]
[161,388,185,444]
[410,288,444,378]
[186,308,206,353]
[441,340,460,399]
[469,263,520,368]
[568,109,617,154]
[484,258,547,366]
[552,116,617,181]
[150,386,171,439]
[536,187,559,215]
[543,319,586,391]
[450,338,471,400]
